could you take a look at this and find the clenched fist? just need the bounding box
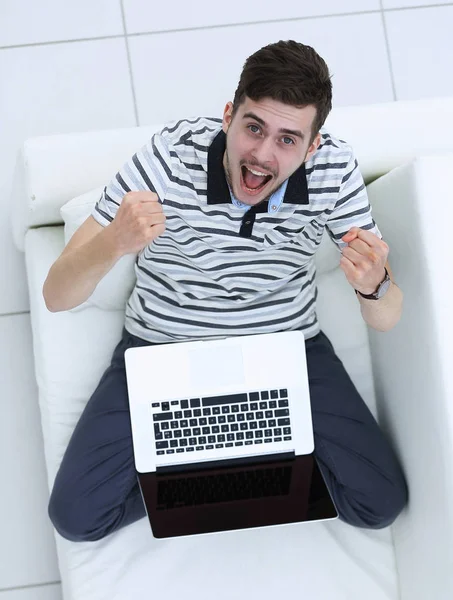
[107,191,166,256]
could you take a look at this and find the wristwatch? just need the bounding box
[355,267,391,300]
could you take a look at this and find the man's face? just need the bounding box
[222,97,321,206]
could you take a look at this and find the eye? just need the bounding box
[282,136,295,145]
[247,124,261,134]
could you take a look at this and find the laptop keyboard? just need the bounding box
[152,389,292,456]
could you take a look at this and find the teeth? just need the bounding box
[246,166,269,177]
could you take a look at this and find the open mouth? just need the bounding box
[240,165,273,196]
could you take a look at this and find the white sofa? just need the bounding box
[10,96,453,600]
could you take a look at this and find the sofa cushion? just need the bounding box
[24,224,397,600]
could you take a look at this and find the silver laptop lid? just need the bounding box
[125,331,314,473]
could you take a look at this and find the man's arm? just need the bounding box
[340,228,402,332]
[356,260,403,332]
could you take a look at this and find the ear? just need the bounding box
[305,133,321,161]
[222,102,234,133]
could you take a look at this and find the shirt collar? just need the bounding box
[206,129,309,206]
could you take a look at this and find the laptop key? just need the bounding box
[231,424,239,431]
[166,449,175,453]
[264,429,272,437]
[189,437,197,446]
[155,432,163,440]
[156,441,168,449]
[221,425,229,433]
[227,433,234,441]
[170,421,178,429]
[278,399,289,407]
[202,427,210,435]
[269,420,276,428]
[256,411,264,419]
[250,422,257,430]
[240,423,248,430]
[231,405,239,413]
[235,442,244,446]
[162,402,170,411]
[255,439,263,444]
[183,429,191,437]
[190,398,200,408]
[152,402,160,408]
[174,411,182,419]
[199,418,207,426]
[246,431,253,439]
[176,448,184,453]
[208,436,215,443]
[222,406,230,414]
[189,419,197,427]
[179,439,188,446]
[259,402,267,410]
[217,435,225,442]
[174,430,182,438]
[153,412,173,422]
[213,407,221,414]
[186,447,194,452]
[237,414,245,422]
[245,441,253,445]
[269,401,277,409]
[206,445,214,449]
[194,409,202,417]
[249,392,259,401]
[215,444,224,448]
[255,431,263,438]
[261,391,269,400]
[226,443,234,447]
[180,399,189,409]
[212,426,220,434]
[274,437,282,442]
[259,420,266,428]
[227,414,235,422]
[264,439,272,443]
[279,389,288,397]
[195,446,204,451]
[161,422,169,430]
[283,427,291,435]
[236,432,244,440]
[276,406,289,417]
[164,431,172,439]
[218,416,226,424]
[270,390,279,399]
[203,408,211,416]
[209,417,216,424]
[246,413,254,420]
[284,436,291,441]
[183,410,191,418]
[278,418,290,426]
[193,427,201,436]
[265,411,273,419]
[170,440,178,447]
[199,437,207,444]
[157,450,165,455]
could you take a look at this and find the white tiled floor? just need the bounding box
[130,12,393,126]
[2,1,453,597]
[123,0,380,33]
[0,0,123,46]
[0,584,61,600]
[385,5,453,100]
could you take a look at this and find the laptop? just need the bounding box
[124,330,338,538]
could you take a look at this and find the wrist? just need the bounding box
[355,268,387,296]
[101,224,125,261]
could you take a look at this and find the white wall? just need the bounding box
[1,1,452,597]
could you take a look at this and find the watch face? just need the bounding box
[377,277,392,299]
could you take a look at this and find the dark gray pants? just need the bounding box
[48,328,408,542]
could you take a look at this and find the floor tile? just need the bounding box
[0,0,123,47]
[124,0,380,33]
[385,5,453,100]
[130,13,394,126]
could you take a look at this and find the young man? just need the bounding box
[43,40,408,542]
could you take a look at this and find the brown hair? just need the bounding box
[232,40,333,144]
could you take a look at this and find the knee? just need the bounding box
[48,487,106,543]
[351,474,409,530]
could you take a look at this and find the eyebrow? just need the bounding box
[242,111,305,141]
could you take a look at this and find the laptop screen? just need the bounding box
[137,453,338,538]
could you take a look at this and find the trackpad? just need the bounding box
[189,345,245,389]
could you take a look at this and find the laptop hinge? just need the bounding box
[155,450,296,475]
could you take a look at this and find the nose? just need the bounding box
[251,137,275,171]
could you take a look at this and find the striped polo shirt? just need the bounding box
[92,116,382,343]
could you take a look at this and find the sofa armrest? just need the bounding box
[366,155,453,600]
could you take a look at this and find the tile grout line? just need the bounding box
[120,0,140,126]
[0,581,61,593]
[380,0,398,101]
[0,311,30,319]
[0,5,451,52]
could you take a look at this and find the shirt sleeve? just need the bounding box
[91,132,171,227]
[325,148,382,250]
